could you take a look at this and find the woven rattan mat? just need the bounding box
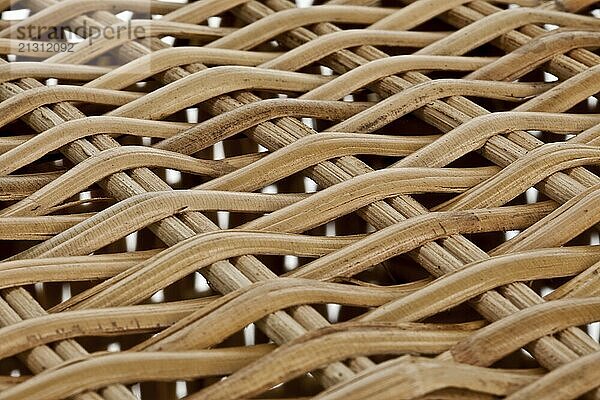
[0,0,599,399]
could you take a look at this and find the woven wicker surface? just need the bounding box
[0,0,599,399]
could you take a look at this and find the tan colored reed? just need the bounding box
[0,0,599,399]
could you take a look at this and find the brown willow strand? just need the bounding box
[547,260,600,301]
[368,0,541,29]
[193,133,443,191]
[135,279,433,351]
[0,100,371,176]
[91,32,446,90]
[321,82,558,132]
[411,8,599,56]
[0,117,194,175]
[451,298,600,367]
[0,249,160,272]
[66,204,550,311]
[0,151,260,203]
[112,326,480,400]
[312,356,537,400]
[85,47,283,90]
[361,247,600,323]
[185,324,528,400]
[0,279,430,359]
[438,144,600,211]
[0,346,276,400]
[0,258,140,289]
[0,254,159,289]
[139,248,593,354]
[155,99,407,155]
[0,172,64,201]
[203,6,395,49]
[55,203,547,313]
[465,30,600,81]
[234,0,600,365]
[0,298,215,361]
[391,112,600,169]
[511,63,600,114]
[491,185,600,254]
[104,67,332,120]
[0,63,111,84]
[505,350,600,400]
[281,204,553,281]
[0,86,143,128]
[297,55,498,101]
[256,30,450,72]
[0,214,92,240]
[1,0,596,390]
[15,191,309,260]
[0,146,254,217]
[108,76,551,129]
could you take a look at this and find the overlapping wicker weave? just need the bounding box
[0,0,599,399]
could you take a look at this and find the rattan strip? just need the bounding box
[0,1,598,400]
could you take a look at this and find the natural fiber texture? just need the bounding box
[0,0,599,399]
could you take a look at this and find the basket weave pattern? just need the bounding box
[0,0,599,399]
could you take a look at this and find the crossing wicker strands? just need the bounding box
[0,0,599,399]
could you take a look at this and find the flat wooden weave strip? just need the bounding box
[0,0,598,399]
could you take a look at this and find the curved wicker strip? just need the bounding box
[363,247,600,322]
[85,47,281,90]
[0,63,112,84]
[0,86,143,128]
[178,323,481,400]
[0,346,275,400]
[106,67,332,120]
[505,350,600,400]
[451,298,600,366]
[156,99,375,155]
[312,356,538,400]
[259,30,450,71]
[1,147,245,217]
[16,191,309,259]
[0,1,599,399]
[327,80,554,133]
[136,280,434,351]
